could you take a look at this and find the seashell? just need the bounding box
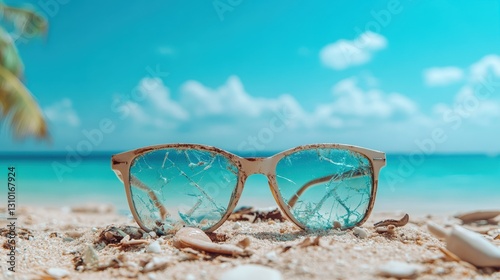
[377,261,422,279]
[374,213,409,228]
[46,268,69,279]
[146,240,162,254]
[427,222,450,239]
[219,264,282,280]
[455,211,500,224]
[446,225,500,267]
[173,227,247,256]
[236,237,251,249]
[428,222,500,267]
[353,227,368,239]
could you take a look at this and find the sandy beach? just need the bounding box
[0,205,499,280]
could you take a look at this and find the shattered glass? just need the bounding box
[129,148,238,233]
[276,148,373,230]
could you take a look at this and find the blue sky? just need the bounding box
[2,0,500,154]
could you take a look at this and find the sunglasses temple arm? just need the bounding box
[130,175,169,220]
[287,166,370,208]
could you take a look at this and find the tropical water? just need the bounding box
[1,153,499,216]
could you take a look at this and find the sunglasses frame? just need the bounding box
[111,143,386,233]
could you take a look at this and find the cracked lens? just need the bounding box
[129,148,238,233]
[276,148,372,230]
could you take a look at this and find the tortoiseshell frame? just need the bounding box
[111,143,386,233]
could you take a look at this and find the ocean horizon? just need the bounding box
[1,152,499,216]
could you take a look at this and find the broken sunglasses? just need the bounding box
[111,144,386,234]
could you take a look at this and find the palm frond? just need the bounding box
[0,63,48,139]
[0,3,48,38]
[0,27,23,78]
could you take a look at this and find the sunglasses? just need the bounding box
[111,144,386,234]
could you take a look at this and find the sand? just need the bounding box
[0,205,499,280]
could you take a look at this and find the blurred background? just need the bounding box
[1,0,499,214]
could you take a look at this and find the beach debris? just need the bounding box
[0,227,33,240]
[333,221,342,230]
[207,232,229,242]
[219,264,283,280]
[463,225,499,235]
[148,231,157,238]
[146,240,162,254]
[298,236,321,247]
[143,257,172,272]
[438,247,462,262]
[266,251,279,262]
[428,222,500,267]
[45,268,70,279]
[228,206,285,223]
[455,210,500,224]
[236,237,251,249]
[96,225,146,245]
[113,234,149,248]
[233,221,241,230]
[353,227,369,239]
[377,261,422,279]
[374,213,410,228]
[82,245,99,269]
[376,224,396,235]
[173,227,249,256]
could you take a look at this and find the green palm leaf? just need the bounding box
[0,63,47,139]
[0,3,49,140]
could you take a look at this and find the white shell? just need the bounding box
[219,265,282,280]
[353,227,369,239]
[378,261,422,278]
[147,240,162,254]
[447,225,500,267]
[47,268,69,279]
[427,222,450,239]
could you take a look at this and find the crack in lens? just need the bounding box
[276,148,373,230]
[129,148,238,233]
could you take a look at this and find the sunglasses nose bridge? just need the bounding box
[239,157,275,176]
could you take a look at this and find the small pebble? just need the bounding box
[147,241,162,254]
[378,261,422,279]
[232,222,241,230]
[46,268,69,279]
[333,221,342,229]
[219,264,282,280]
[82,245,99,269]
[353,227,369,239]
[149,231,157,238]
[266,251,278,262]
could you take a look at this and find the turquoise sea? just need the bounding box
[1,153,499,215]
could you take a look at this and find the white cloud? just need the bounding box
[424,67,464,87]
[432,55,500,126]
[469,54,500,82]
[180,76,305,119]
[44,98,80,127]
[319,32,387,70]
[314,78,417,124]
[116,78,188,128]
